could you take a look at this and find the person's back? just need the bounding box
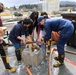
[9,23,23,42]
[45,18,72,31]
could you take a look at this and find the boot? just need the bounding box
[1,56,16,73]
[0,44,16,72]
[2,40,8,50]
[53,54,65,67]
[15,50,22,62]
[20,47,22,55]
[54,56,59,61]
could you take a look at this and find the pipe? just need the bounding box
[48,48,53,75]
[65,50,76,55]
[53,48,76,55]
[26,66,32,75]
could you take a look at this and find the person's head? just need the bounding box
[41,12,48,18]
[0,2,4,13]
[30,11,39,21]
[23,18,33,27]
[41,12,48,16]
[38,16,46,26]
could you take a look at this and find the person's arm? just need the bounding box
[36,23,51,44]
[17,36,26,44]
[26,36,32,41]
[43,23,51,42]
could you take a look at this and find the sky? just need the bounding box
[0,0,76,7]
[0,0,40,7]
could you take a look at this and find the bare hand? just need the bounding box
[22,38,26,44]
[0,27,7,36]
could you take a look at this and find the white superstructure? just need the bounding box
[42,0,59,14]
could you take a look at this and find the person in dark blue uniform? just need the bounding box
[37,16,74,67]
[9,18,33,63]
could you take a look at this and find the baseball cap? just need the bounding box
[37,16,44,23]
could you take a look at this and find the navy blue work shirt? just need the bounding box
[44,18,73,41]
[9,23,29,43]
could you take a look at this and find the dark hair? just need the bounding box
[17,18,33,35]
[41,12,48,18]
[29,11,39,28]
[17,20,23,24]
[23,18,33,25]
[17,18,33,25]
[41,12,48,16]
[28,11,39,35]
[30,11,39,21]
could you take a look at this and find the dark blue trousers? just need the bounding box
[57,22,74,55]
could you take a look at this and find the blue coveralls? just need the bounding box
[9,23,29,50]
[44,18,74,55]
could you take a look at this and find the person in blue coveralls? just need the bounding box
[37,16,74,67]
[9,18,33,63]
